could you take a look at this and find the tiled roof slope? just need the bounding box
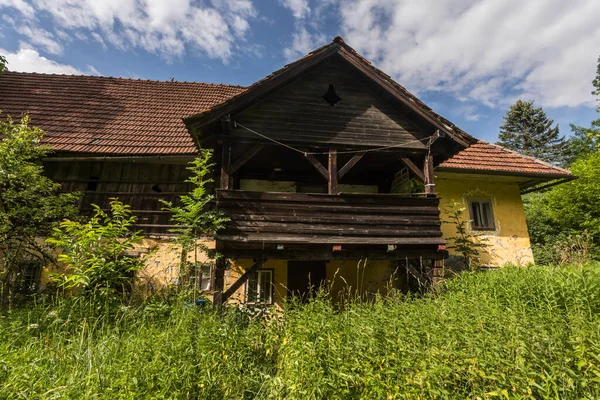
[438,141,572,177]
[0,72,245,155]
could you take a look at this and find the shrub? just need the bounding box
[47,200,143,296]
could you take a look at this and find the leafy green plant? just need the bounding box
[47,200,143,296]
[161,149,229,292]
[443,200,490,271]
[0,114,80,307]
[3,263,600,398]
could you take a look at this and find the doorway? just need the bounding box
[287,261,327,300]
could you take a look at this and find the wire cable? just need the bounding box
[234,122,433,155]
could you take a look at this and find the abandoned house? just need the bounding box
[0,37,574,306]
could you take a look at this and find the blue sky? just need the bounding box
[1,0,599,143]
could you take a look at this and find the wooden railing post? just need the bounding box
[328,149,337,194]
[220,144,231,190]
[424,154,435,195]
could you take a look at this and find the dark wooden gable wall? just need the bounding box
[230,56,429,150]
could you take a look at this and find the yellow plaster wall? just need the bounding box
[326,259,397,300]
[226,259,288,307]
[435,173,534,266]
[38,238,216,296]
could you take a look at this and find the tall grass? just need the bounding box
[2,264,600,399]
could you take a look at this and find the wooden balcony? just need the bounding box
[215,190,446,260]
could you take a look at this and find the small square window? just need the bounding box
[469,200,495,230]
[246,269,274,304]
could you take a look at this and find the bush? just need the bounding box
[2,264,600,398]
[47,200,144,296]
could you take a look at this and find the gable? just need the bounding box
[230,57,429,149]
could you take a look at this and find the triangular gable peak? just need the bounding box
[184,37,471,155]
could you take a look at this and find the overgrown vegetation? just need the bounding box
[524,55,600,264]
[0,115,80,307]
[160,149,229,291]
[2,264,600,398]
[443,200,490,270]
[47,200,144,296]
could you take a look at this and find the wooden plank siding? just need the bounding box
[43,160,193,235]
[215,190,445,252]
[230,58,429,149]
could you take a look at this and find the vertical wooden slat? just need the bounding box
[424,154,435,195]
[328,149,337,195]
[220,144,231,190]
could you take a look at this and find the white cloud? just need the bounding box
[280,0,310,19]
[0,0,258,62]
[15,25,63,55]
[0,0,34,17]
[1,46,83,74]
[338,0,600,109]
[283,27,326,62]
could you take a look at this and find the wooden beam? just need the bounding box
[221,258,267,303]
[220,144,231,190]
[213,255,227,307]
[399,156,425,182]
[338,152,365,180]
[219,249,447,261]
[424,154,435,195]
[328,149,338,194]
[304,153,329,180]
[229,144,264,175]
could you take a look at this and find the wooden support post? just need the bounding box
[399,156,425,182]
[213,255,227,307]
[220,144,231,190]
[432,259,444,286]
[304,153,329,180]
[424,154,435,195]
[338,152,364,180]
[221,258,267,303]
[328,149,337,194]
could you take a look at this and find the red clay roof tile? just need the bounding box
[0,72,245,155]
[438,141,572,177]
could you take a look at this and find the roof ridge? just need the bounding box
[2,71,246,88]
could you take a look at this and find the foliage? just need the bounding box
[0,115,80,307]
[524,152,600,264]
[161,149,229,288]
[3,264,600,398]
[47,200,144,296]
[0,54,6,75]
[565,122,600,165]
[443,200,490,270]
[498,99,569,165]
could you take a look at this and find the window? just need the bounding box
[246,269,274,304]
[17,261,42,294]
[469,200,495,230]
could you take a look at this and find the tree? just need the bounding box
[525,152,600,263]
[0,115,80,307]
[0,54,6,75]
[498,100,569,165]
[161,149,229,293]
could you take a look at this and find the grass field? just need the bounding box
[2,264,600,399]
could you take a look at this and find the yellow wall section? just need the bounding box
[436,173,534,266]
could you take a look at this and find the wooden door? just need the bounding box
[287,261,327,300]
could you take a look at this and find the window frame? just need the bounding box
[245,269,274,305]
[468,199,496,231]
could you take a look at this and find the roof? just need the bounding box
[438,141,573,178]
[0,72,244,155]
[184,36,471,148]
[0,37,572,179]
